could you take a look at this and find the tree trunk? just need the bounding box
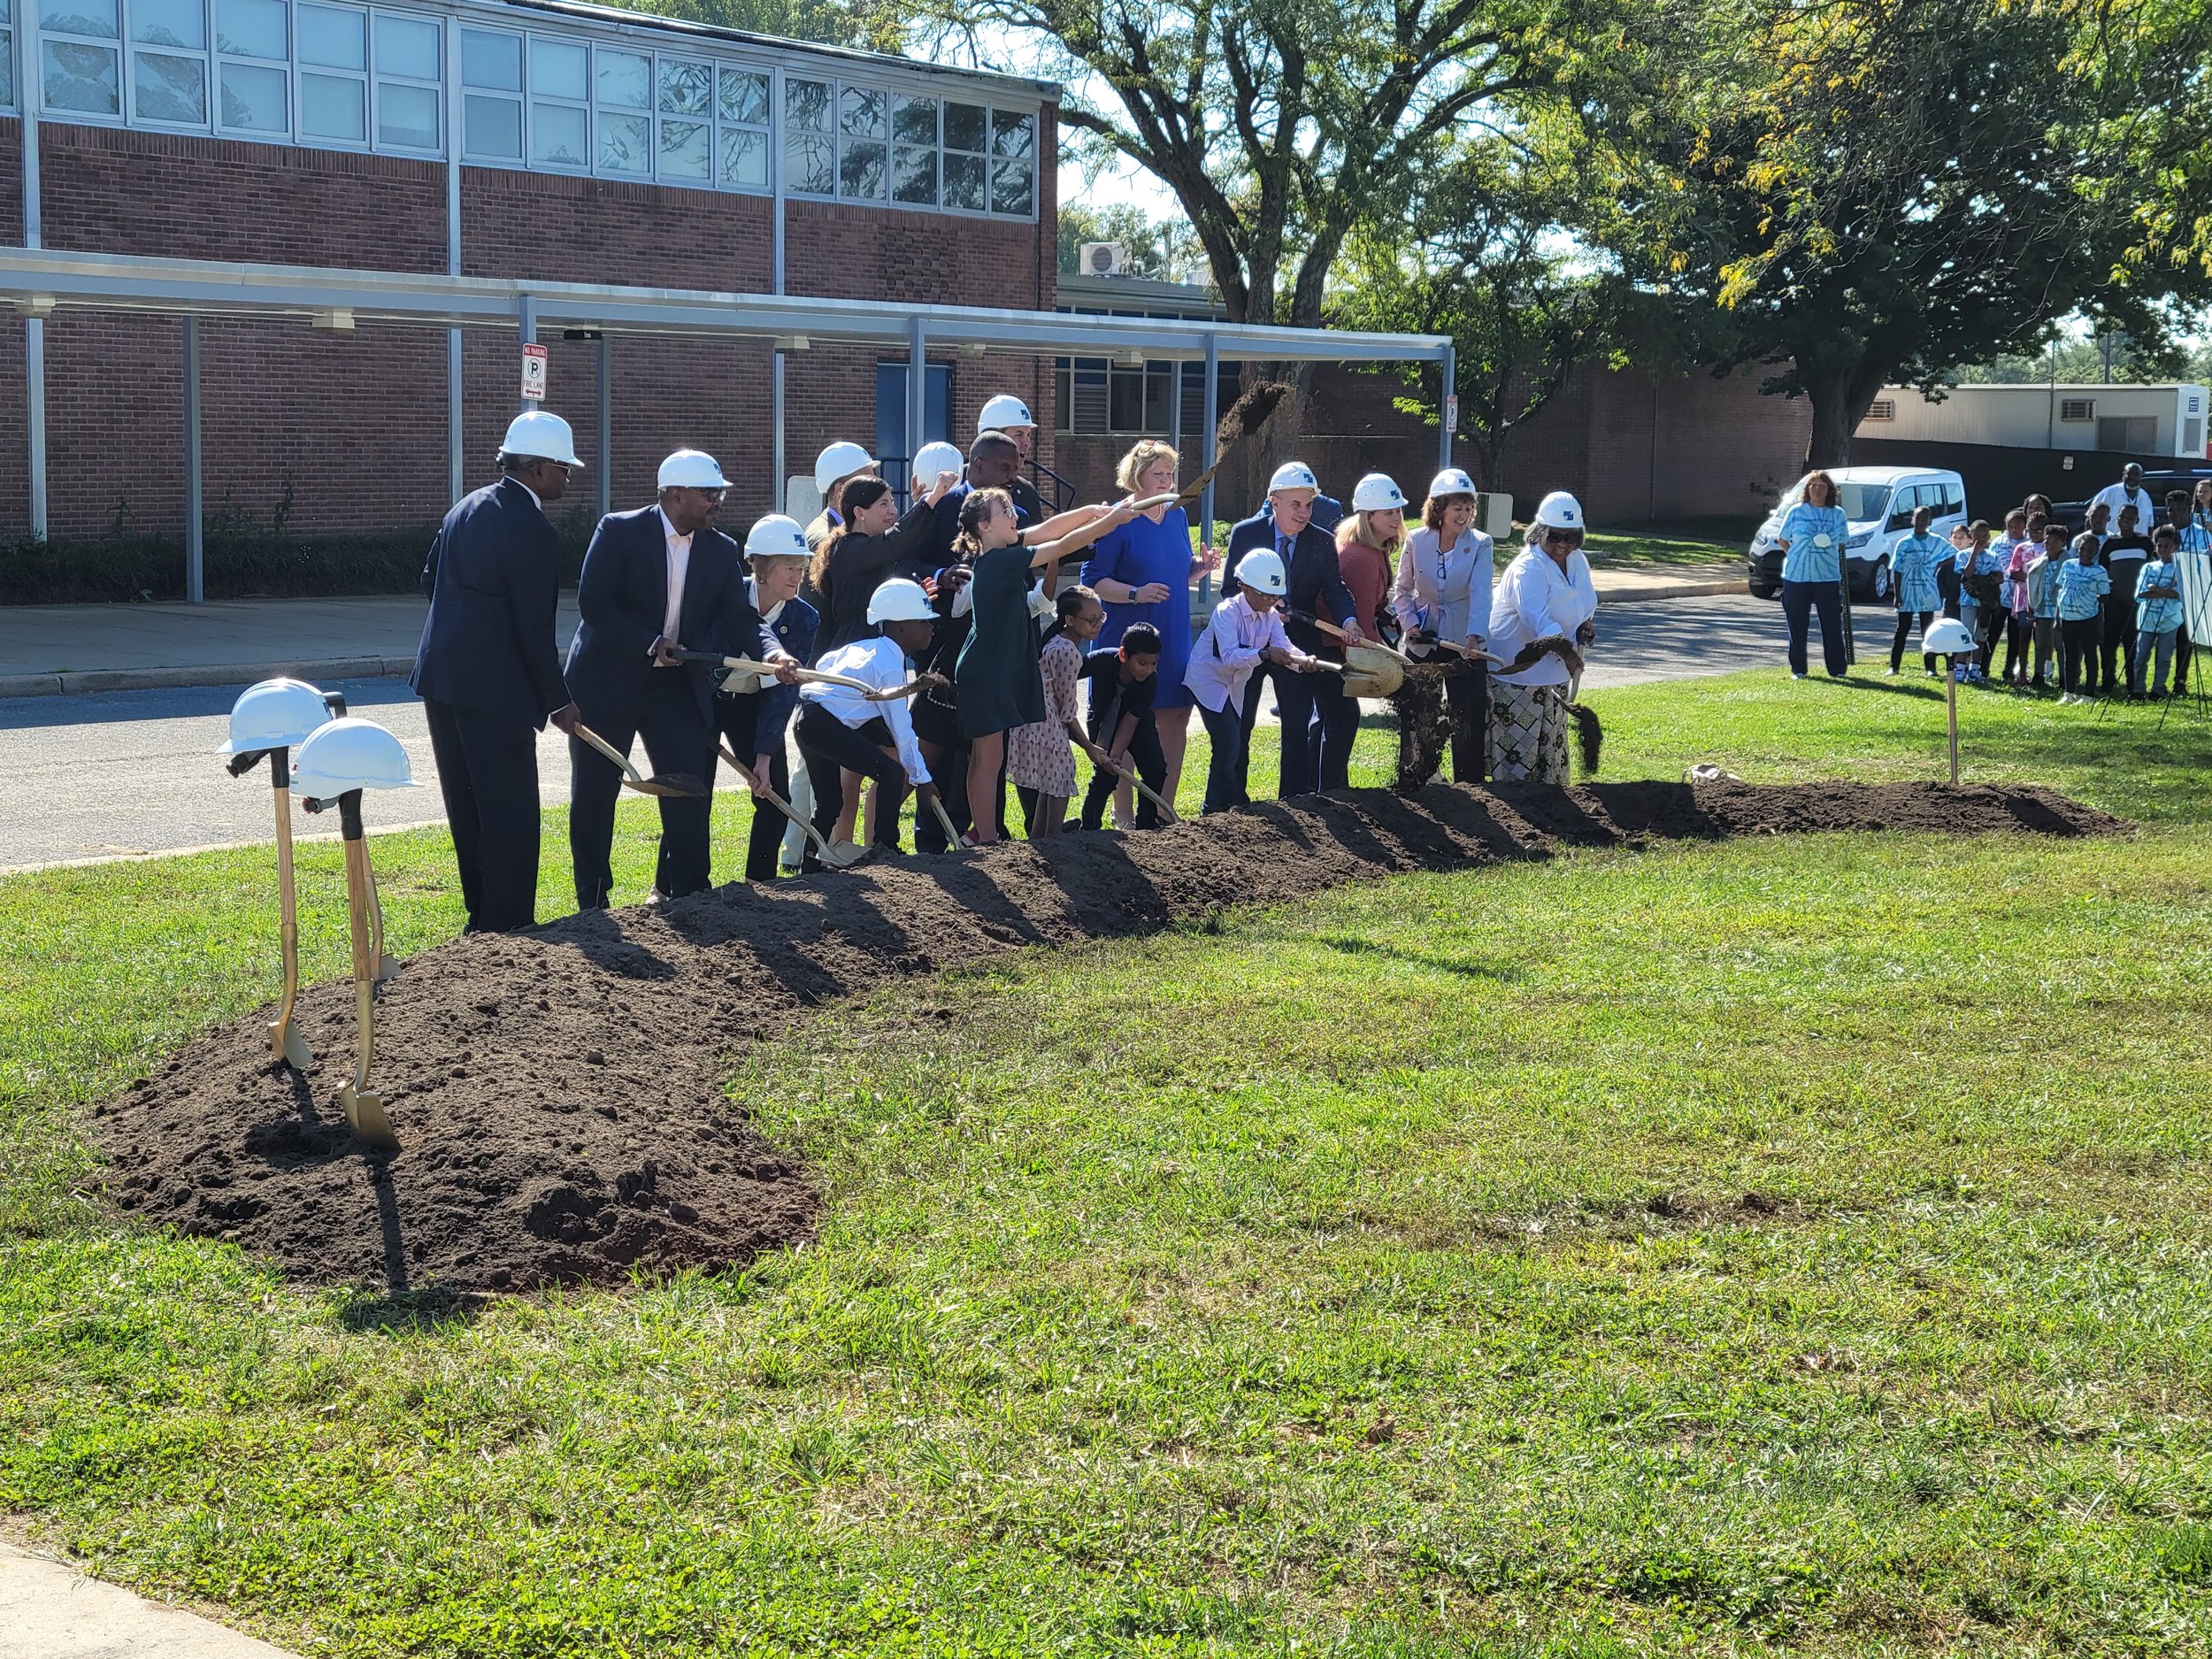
[1803,373,1857,471]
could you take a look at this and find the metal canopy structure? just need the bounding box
[0,246,1457,600]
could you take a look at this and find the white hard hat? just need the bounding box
[1922,616,1977,655]
[910,441,966,485]
[657,449,728,490]
[1533,490,1585,531]
[814,441,876,495]
[1351,472,1407,512]
[1236,549,1289,596]
[866,577,936,625]
[499,410,581,468]
[1428,467,1477,499]
[218,677,329,755]
[291,717,419,797]
[977,394,1034,432]
[1268,461,1319,495]
[744,514,810,561]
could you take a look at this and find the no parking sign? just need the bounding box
[520,344,549,403]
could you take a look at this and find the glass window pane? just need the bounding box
[0,0,10,23]
[716,65,764,126]
[991,109,1033,157]
[838,138,883,197]
[718,125,764,187]
[378,78,437,146]
[943,99,984,152]
[529,35,584,101]
[42,0,115,35]
[132,0,203,49]
[465,90,519,156]
[1,38,13,110]
[891,143,934,205]
[461,28,519,90]
[658,115,707,177]
[784,74,826,132]
[943,149,984,211]
[373,13,436,80]
[657,55,707,114]
[596,108,648,172]
[839,83,881,136]
[133,48,204,118]
[530,98,585,165]
[991,156,1032,215]
[299,68,365,138]
[43,40,119,110]
[214,0,280,57]
[218,58,283,126]
[595,47,646,107]
[784,131,830,193]
[891,93,934,146]
[297,4,362,67]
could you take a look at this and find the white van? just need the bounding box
[1747,466,1968,601]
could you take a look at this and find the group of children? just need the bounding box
[1886,487,2201,702]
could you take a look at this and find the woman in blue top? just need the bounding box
[1887,503,1944,676]
[1081,439,1219,816]
[1775,471,1851,678]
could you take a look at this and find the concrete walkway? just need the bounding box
[0,565,1741,699]
[0,1543,296,1658]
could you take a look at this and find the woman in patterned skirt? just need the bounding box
[1486,491,1597,784]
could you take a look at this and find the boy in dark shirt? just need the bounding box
[2100,503,2154,694]
[1079,623,1169,830]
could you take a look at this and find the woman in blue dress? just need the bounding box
[1081,440,1221,816]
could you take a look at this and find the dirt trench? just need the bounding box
[91,780,2122,1294]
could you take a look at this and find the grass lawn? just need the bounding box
[4,672,2212,1655]
[1579,518,1758,571]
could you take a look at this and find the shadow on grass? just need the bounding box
[1318,933,1525,982]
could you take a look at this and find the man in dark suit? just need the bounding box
[411,410,583,933]
[1222,460,1363,798]
[565,449,799,908]
[712,514,819,882]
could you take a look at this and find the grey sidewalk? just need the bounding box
[0,569,1740,700]
[0,1542,296,1658]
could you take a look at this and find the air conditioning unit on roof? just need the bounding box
[1080,241,1131,277]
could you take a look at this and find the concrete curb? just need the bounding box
[0,1542,299,1657]
[0,655,414,701]
[0,582,1752,701]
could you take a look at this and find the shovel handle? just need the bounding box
[270,767,305,1064]
[572,722,637,779]
[1095,754,1180,826]
[689,654,926,703]
[927,795,962,849]
[718,743,835,864]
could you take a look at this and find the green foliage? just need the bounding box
[1056,199,1202,284]
[595,0,896,50]
[1586,0,2212,467]
[1336,141,1638,489]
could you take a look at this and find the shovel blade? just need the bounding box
[626,772,710,798]
[824,839,872,869]
[339,1084,400,1152]
[272,1019,312,1071]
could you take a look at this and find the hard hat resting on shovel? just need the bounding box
[292,718,416,1153]
[220,679,331,1071]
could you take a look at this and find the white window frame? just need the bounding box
[124,0,211,130]
[834,78,885,202]
[294,0,368,149]
[368,6,439,152]
[987,104,1035,218]
[211,0,288,138]
[523,29,587,172]
[713,60,767,192]
[1,0,16,111]
[781,69,832,197]
[652,49,712,185]
[37,0,125,123]
[457,19,518,160]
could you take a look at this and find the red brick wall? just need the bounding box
[4,112,1057,541]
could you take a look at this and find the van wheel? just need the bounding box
[1748,577,1778,601]
[1870,560,1893,603]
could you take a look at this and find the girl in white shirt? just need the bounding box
[1390,467,1496,781]
[1183,549,1320,812]
[1486,492,1598,784]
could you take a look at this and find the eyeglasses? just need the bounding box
[1543,530,1582,548]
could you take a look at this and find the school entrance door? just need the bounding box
[877,362,952,502]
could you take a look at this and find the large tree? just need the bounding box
[1336,144,1632,488]
[1587,0,2212,467]
[911,0,1623,331]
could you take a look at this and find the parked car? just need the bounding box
[1747,466,1968,601]
[2050,466,2212,535]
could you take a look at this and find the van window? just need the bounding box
[1832,480,1892,522]
[1939,479,1965,516]
[1886,487,1921,529]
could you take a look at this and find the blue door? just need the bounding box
[876,362,952,503]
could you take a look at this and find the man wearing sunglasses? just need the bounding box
[411,410,586,934]
[565,448,799,909]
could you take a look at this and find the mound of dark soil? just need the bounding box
[92,780,2123,1294]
